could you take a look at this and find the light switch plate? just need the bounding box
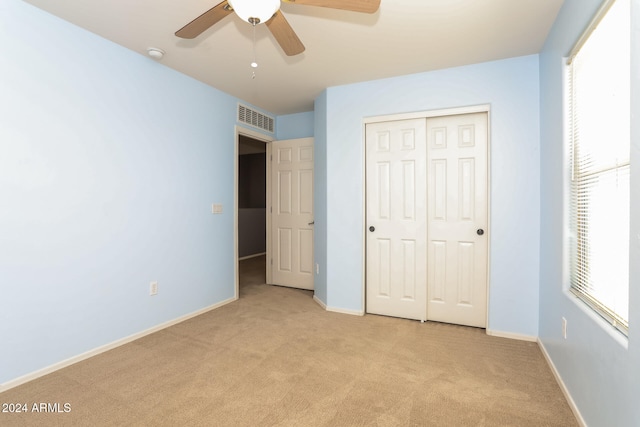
[212,204,223,214]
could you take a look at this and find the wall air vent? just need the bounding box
[238,104,274,133]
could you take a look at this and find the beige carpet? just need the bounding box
[0,255,577,426]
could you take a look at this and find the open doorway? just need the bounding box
[237,134,268,293]
[234,128,315,298]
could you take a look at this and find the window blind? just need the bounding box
[568,0,630,335]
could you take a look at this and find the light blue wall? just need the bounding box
[0,0,245,385]
[276,111,314,140]
[7,2,637,422]
[538,0,640,425]
[318,56,541,335]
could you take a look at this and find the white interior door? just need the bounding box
[366,119,428,321]
[426,112,488,327]
[270,137,314,290]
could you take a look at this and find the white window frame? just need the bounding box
[565,0,630,336]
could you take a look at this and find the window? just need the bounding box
[567,0,630,335]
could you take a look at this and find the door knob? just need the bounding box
[308,221,315,225]
[369,226,375,232]
[477,229,484,236]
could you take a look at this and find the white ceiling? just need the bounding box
[23,0,564,115]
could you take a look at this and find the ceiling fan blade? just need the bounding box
[175,1,233,39]
[266,11,305,56]
[282,0,380,14]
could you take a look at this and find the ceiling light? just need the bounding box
[146,47,165,60]
[227,0,280,24]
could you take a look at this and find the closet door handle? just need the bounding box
[308,221,315,226]
[369,226,375,232]
[477,229,485,236]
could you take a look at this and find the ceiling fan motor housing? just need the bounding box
[228,0,280,24]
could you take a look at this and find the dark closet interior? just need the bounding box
[238,135,266,258]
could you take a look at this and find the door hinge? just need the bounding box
[270,258,273,265]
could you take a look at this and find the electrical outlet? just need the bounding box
[562,317,567,339]
[150,281,158,296]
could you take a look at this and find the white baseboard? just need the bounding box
[0,296,237,393]
[326,306,364,316]
[312,295,364,316]
[312,295,327,309]
[239,252,266,261]
[537,339,587,427]
[486,329,538,342]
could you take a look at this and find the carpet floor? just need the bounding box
[0,255,577,426]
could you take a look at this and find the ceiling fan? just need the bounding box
[175,0,381,56]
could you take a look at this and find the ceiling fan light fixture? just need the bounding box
[227,0,280,24]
